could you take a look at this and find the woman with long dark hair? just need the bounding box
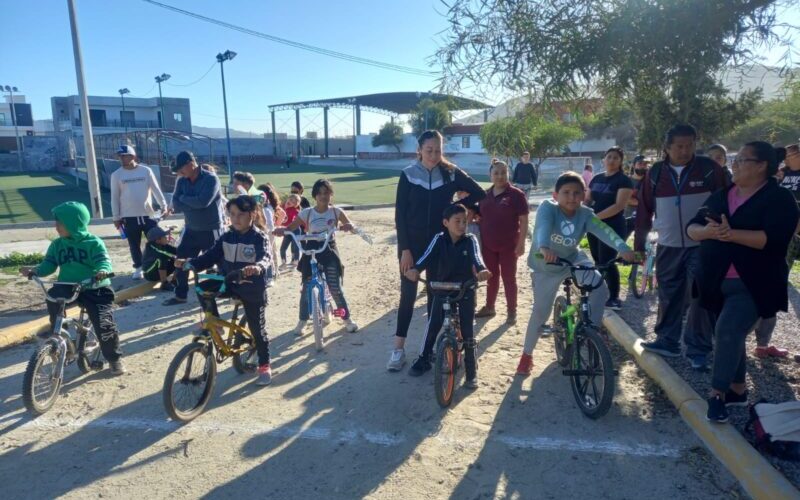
[687,141,798,423]
[387,130,485,372]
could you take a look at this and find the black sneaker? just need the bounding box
[160,281,175,292]
[408,356,432,377]
[689,354,710,371]
[724,389,749,407]
[162,297,187,306]
[706,395,729,423]
[605,298,623,311]
[641,340,681,358]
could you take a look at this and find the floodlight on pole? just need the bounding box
[155,73,170,165]
[216,50,236,183]
[118,88,130,134]
[2,85,23,170]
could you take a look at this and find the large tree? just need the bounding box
[480,114,583,167]
[723,79,800,147]
[371,121,405,153]
[409,98,452,135]
[436,0,793,148]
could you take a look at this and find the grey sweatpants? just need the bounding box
[524,253,608,354]
[711,279,760,392]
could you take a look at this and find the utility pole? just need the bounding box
[155,73,170,165]
[118,87,129,135]
[216,50,236,184]
[2,85,23,171]
[67,0,102,218]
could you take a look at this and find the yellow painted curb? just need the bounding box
[603,310,800,500]
[0,281,157,351]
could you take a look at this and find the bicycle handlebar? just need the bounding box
[282,230,334,256]
[29,272,115,303]
[418,277,479,302]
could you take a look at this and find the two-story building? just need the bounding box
[0,94,34,153]
[51,95,192,135]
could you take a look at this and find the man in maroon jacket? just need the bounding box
[634,124,730,368]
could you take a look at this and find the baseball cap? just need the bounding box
[632,155,646,164]
[172,150,196,172]
[146,226,170,243]
[116,144,136,156]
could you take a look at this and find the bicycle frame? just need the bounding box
[193,273,255,359]
[283,231,335,321]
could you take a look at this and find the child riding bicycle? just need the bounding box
[274,179,359,336]
[176,195,274,386]
[20,201,125,375]
[404,203,492,388]
[517,172,636,376]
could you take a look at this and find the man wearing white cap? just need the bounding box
[111,144,168,279]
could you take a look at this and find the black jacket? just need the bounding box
[687,178,799,318]
[414,232,486,283]
[395,161,485,258]
[513,162,537,185]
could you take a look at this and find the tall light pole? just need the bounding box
[2,85,22,171]
[349,98,357,166]
[155,73,170,165]
[67,0,102,218]
[216,50,236,183]
[118,87,129,135]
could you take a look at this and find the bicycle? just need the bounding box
[548,257,628,419]
[628,231,657,299]
[21,273,114,416]
[418,277,478,408]
[162,270,259,423]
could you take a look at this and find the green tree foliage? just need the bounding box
[723,79,800,147]
[436,0,791,149]
[409,98,452,135]
[480,114,583,166]
[371,121,405,153]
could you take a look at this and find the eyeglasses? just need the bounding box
[733,157,761,165]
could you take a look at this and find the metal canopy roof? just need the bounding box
[268,91,491,116]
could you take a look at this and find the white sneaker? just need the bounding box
[132,268,143,280]
[293,319,308,336]
[323,309,332,325]
[386,349,406,371]
[344,318,359,333]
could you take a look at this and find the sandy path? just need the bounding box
[0,208,741,498]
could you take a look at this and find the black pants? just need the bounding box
[279,228,301,263]
[396,274,433,338]
[144,259,175,282]
[122,216,158,269]
[711,279,759,392]
[175,228,221,300]
[196,280,270,367]
[46,286,122,363]
[587,216,626,300]
[419,291,477,380]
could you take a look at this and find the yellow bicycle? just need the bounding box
[162,270,258,423]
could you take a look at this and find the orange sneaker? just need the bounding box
[516,353,533,376]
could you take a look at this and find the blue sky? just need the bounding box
[2,0,799,136]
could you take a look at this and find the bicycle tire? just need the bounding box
[76,326,103,374]
[569,326,615,419]
[552,296,569,366]
[22,341,63,416]
[629,264,647,299]
[434,334,458,408]
[162,342,217,423]
[311,287,324,351]
[232,316,258,374]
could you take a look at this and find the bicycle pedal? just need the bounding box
[613,369,619,376]
[91,360,105,370]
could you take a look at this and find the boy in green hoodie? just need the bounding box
[20,202,125,375]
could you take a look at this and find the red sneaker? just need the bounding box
[516,353,533,376]
[256,364,272,386]
[754,346,789,358]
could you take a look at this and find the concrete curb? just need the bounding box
[0,281,157,350]
[603,311,800,500]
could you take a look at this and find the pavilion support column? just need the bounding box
[295,108,301,158]
[270,110,277,157]
[323,106,329,158]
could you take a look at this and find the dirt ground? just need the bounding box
[0,208,750,498]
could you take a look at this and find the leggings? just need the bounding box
[523,253,608,355]
[711,279,760,392]
[395,274,433,338]
[482,245,519,313]
[587,216,625,300]
[299,261,350,321]
[196,280,270,367]
[279,228,301,263]
[419,291,477,380]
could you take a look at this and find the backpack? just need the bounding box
[748,400,800,461]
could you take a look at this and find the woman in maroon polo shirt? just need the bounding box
[476,160,529,324]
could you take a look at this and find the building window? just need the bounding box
[0,113,5,126]
[173,112,183,122]
[120,110,135,127]
[461,136,471,149]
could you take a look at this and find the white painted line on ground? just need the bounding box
[13,415,684,458]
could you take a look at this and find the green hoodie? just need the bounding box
[35,202,112,288]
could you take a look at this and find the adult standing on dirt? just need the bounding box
[387,130,485,371]
[164,151,226,306]
[686,141,798,423]
[512,152,537,200]
[475,160,529,325]
[110,145,167,280]
[635,124,729,367]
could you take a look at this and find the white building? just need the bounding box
[51,95,192,135]
[0,94,34,153]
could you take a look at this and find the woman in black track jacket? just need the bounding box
[387,130,485,372]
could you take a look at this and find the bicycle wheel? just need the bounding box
[434,334,458,408]
[628,264,648,299]
[162,342,217,423]
[552,296,570,366]
[232,316,258,374]
[22,341,63,416]
[569,326,615,419]
[77,324,103,374]
[311,287,324,351]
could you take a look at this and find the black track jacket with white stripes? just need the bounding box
[413,232,486,283]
